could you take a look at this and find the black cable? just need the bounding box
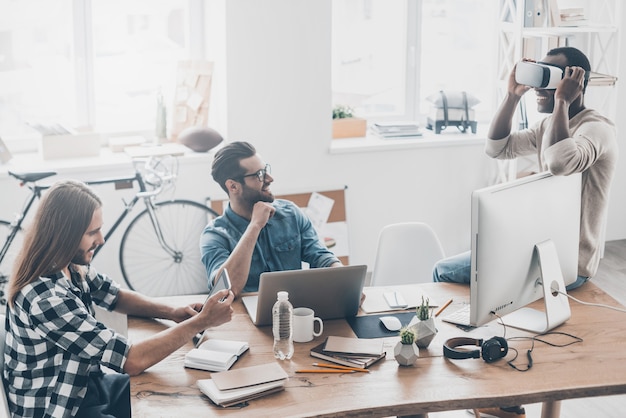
[506,331,583,372]
[489,310,582,372]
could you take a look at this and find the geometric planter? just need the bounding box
[393,341,420,366]
[408,316,438,349]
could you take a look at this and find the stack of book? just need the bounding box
[558,7,586,26]
[310,336,386,369]
[197,363,288,407]
[588,71,618,87]
[184,339,249,372]
[370,121,422,139]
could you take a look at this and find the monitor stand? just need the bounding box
[501,239,571,334]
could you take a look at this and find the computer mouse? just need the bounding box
[379,316,402,332]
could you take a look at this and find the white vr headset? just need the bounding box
[515,61,563,89]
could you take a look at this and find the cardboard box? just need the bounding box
[332,118,367,139]
[40,133,101,160]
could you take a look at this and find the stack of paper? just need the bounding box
[184,339,249,372]
[197,363,289,407]
[559,7,586,26]
[310,336,386,369]
[370,121,422,139]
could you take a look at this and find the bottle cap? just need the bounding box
[277,291,289,300]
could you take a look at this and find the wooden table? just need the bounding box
[128,282,626,417]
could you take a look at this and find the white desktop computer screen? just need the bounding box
[469,171,581,333]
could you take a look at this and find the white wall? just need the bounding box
[1,0,624,283]
[221,0,626,270]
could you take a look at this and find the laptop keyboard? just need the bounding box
[440,304,471,326]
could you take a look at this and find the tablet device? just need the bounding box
[208,268,231,302]
[195,269,231,347]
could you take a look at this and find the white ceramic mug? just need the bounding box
[292,307,323,343]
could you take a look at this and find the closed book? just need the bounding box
[323,336,384,356]
[197,378,285,407]
[310,339,386,369]
[371,122,422,138]
[197,362,289,407]
[184,339,249,372]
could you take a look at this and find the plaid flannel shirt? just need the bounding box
[4,265,131,417]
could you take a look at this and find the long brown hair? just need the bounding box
[8,180,102,307]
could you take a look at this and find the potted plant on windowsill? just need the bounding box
[332,105,367,139]
[408,296,438,348]
[393,326,419,366]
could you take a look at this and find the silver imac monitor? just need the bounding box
[469,171,581,333]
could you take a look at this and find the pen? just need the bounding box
[312,362,369,373]
[296,369,356,374]
[434,298,453,317]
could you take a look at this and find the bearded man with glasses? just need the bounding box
[200,141,342,295]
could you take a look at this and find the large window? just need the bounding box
[332,0,498,125]
[0,0,203,149]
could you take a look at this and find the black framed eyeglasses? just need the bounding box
[240,164,271,183]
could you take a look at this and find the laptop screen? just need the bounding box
[242,265,367,326]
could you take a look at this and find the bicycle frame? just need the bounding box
[90,171,180,260]
[1,162,180,266]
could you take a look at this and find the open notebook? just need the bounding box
[241,265,367,326]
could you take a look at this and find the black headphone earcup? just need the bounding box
[481,336,508,363]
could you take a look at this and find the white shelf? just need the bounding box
[522,24,617,36]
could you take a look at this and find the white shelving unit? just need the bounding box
[495,0,621,180]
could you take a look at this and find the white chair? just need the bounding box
[0,314,11,417]
[370,222,445,286]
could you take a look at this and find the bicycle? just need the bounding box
[0,156,219,303]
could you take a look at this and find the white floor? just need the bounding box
[429,395,626,417]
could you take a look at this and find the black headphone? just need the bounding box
[443,336,508,363]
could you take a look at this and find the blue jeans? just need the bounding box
[432,250,589,291]
[76,371,131,418]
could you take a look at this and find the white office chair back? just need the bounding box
[371,222,445,286]
[0,314,11,417]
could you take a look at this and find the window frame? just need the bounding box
[0,0,207,152]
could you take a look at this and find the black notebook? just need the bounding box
[310,338,386,369]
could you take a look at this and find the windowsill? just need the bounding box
[329,124,489,154]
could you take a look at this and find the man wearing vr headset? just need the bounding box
[434,47,618,418]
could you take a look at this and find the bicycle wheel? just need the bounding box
[0,220,24,304]
[119,200,219,296]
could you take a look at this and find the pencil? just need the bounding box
[434,298,453,317]
[296,369,356,373]
[312,362,369,373]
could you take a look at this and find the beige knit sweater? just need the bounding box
[485,108,619,278]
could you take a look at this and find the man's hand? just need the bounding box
[508,60,532,98]
[250,201,276,229]
[555,66,586,105]
[196,289,234,329]
[168,289,234,325]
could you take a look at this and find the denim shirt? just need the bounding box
[199,199,340,292]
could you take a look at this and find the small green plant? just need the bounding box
[416,296,431,321]
[399,326,416,345]
[332,104,355,119]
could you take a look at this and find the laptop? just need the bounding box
[241,265,367,326]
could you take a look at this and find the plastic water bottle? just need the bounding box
[272,291,294,360]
